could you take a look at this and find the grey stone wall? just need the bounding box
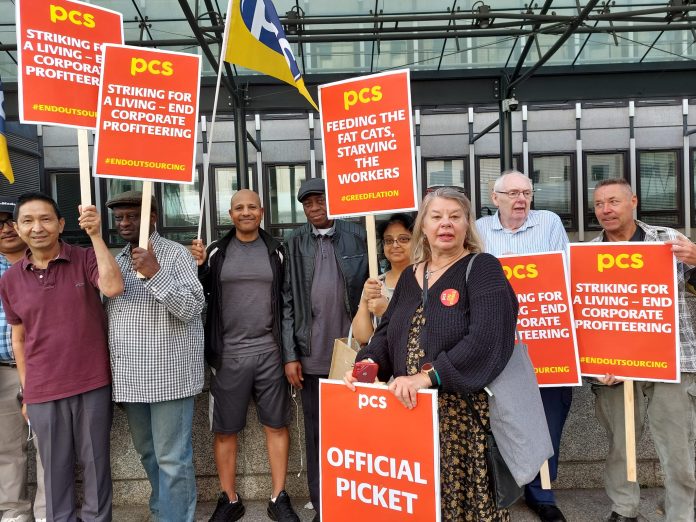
[23,376,665,506]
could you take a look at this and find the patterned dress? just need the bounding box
[405,304,510,522]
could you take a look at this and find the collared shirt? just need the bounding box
[304,222,351,375]
[106,231,205,402]
[476,209,569,256]
[0,242,111,403]
[0,255,12,362]
[592,220,696,373]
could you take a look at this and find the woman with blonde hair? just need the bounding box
[345,187,518,520]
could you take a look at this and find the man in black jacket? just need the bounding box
[192,189,299,522]
[282,178,368,521]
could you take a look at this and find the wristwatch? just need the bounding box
[421,363,439,387]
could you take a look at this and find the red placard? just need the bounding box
[320,380,440,521]
[318,70,418,218]
[16,0,123,129]
[499,252,581,386]
[93,45,200,184]
[569,242,679,382]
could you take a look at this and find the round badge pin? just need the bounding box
[440,289,460,306]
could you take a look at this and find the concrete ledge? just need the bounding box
[23,377,670,506]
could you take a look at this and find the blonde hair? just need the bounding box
[411,187,483,265]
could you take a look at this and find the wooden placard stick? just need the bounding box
[365,214,378,279]
[540,460,552,489]
[136,181,154,279]
[77,128,92,206]
[624,379,637,482]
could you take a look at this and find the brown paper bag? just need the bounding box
[328,335,361,380]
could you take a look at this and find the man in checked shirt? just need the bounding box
[104,190,205,522]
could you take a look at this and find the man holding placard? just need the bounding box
[0,192,123,522]
[104,190,204,522]
[590,178,696,522]
[282,178,368,521]
[477,170,570,522]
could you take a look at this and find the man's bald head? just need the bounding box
[229,189,263,241]
[231,189,261,208]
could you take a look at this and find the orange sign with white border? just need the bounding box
[93,44,200,184]
[318,69,418,218]
[569,242,679,382]
[16,0,123,129]
[499,252,581,386]
[320,380,440,521]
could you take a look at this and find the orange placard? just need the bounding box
[499,252,581,387]
[569,242,679,382]
[16,0,123,129]
[318,70,418,218]
[93,45,201,184]
[320,380,439,521]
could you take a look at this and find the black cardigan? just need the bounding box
[359,253,518,393]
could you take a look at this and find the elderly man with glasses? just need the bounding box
[476,170,570,522]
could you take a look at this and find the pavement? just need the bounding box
[112,487,668,521]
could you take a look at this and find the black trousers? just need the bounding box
[299,374,326,511]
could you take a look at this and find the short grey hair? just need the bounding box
[493,170,533,193]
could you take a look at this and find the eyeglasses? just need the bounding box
[383,236,411,246]
[0,217,15,228]
[495,190,534,199]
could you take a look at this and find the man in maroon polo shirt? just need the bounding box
[0,192,123,522]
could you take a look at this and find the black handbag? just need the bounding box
[463,393,523,509]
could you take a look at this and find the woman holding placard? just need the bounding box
[345,187,518,520]
[351,213,413,344]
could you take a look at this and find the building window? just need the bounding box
[423,158,467,195]
[50,171,90,246]
[264,164,308,241]
[210,165,256,239]
[637,150,681,227]
[101,172,202,247]
[584,152,627,229]
[475,156,521,218]
[693,149,696,228]
[160,170,201,244]
[529,154,575,229]
[102,178,144,246]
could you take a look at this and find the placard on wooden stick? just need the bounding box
[16,0,124,207]
[318,69,418,277]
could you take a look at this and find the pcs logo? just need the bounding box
[240,0,301,81]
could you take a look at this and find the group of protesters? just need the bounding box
[1,172,695,522]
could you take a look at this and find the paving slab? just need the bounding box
[112,487,667,521]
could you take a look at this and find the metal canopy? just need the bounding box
[2,1,696,103]
[2,0,696,169]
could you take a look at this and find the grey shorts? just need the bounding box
[209,349,290,434]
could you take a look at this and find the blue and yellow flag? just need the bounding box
[0,82,13,184]
[225,0,318,111]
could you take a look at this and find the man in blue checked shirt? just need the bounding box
[0,197,46,522]
[104,190,204,522]
[477,170,570,522]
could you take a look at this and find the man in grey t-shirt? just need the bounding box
[193,190,299,522]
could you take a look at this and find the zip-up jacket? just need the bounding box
[281,219,368,364]
[198,227,285,369]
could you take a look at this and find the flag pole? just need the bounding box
[196,0,233,240]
